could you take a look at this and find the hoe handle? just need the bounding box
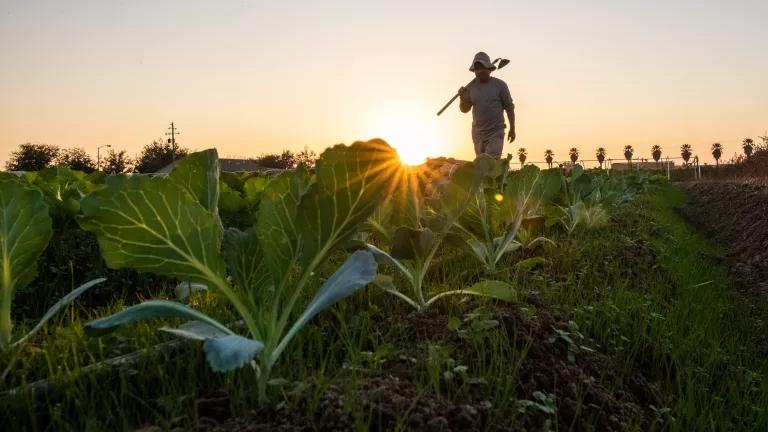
[436,78,475,116]
[437,58,505,116]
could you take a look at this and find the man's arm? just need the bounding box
[506,104,516,143]
[499,81,515,142]
[459,86,472,113]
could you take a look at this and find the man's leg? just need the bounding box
[484,131,505,159]
[473,137,484,157]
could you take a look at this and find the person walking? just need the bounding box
[458,52,516,158]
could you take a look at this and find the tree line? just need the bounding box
[524,136,767,168]
[4,141,319,173]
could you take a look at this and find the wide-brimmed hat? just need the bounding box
[469,52,496,71]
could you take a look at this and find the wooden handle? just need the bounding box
[436,78,476,116]
[436,93,460,116]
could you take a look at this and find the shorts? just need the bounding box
[473,130,505,159]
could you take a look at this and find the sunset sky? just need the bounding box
[1,0,767,167]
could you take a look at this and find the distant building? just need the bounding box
[155,158,267,174]
[611,161,674,170]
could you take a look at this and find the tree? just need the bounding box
[568,148,579,164]
[595,147,606,169]
[517,147,527,166]
[57,147,96,173]
[102,149,133,174]
[5,143,60,171]
[624,145,634,168]
[711,142,723,166]
[742,138,754,158]
[681,144,692,166]
[760,134,768,151]
[134,139,189,173]
[651,145,662,168]
[253,149,297,169]
[544,149,554,169]
[295,146,318,169]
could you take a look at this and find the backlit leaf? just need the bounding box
[0,179,53,346]
[296,140,401,266]
[79,174,226,285]
[256,167,312,286]
[223,228,270,295]
[169,149,220,213]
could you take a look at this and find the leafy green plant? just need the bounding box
[366,157,517,310]
[559,201,610,234]
[78,140,401,402]
[518,391,557,416]
[19,166,105,229]
[451,165,560,275]
[545,165,614,234]
[0,177,105,357]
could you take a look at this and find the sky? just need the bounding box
[1,0,767,167]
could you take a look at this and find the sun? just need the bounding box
[388,127,444,165]
[361,104,449,165]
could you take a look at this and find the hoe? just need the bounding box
[437,57,510,116]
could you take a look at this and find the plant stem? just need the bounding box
[424,289,479,307]
[205,270,261,342]
[256,356,272,406]
[413,261,427,307]
[384,287,421,311]
[0,283,12,349]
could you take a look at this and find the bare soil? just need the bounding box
[190,302,657,432]
[680,181,768,296]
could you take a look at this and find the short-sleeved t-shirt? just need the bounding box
[468,77,514,142]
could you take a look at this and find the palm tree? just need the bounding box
[517,148,527,166]
[651,145,662,168]
[595,147,606,169]
[569,148,579,164]
[623,145,634,168]
[711,142,723,166]
[544,149,554,169]
[742,138,754,158]
[681,144,692,166]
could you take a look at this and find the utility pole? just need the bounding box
[166,122,180,161]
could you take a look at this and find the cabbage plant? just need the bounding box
[366,157,517,310]
[549,166,631,233]
[78,140,400,402]
[451,165,560,274]
[0,176,105,361]
[19,166,105,229]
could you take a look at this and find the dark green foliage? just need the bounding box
[133,139,189,173]
[252,147,318,169]
[56,147,96,173]
[101,149,133,173]
[5,143,60,171]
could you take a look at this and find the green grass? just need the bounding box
[553,185,768,430]
[2,181,767,431]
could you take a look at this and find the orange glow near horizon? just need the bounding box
[1,1,767,167]
[362,104,449,166]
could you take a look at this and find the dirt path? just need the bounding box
[679,181,768,295]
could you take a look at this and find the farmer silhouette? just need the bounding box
[458,52,515,159]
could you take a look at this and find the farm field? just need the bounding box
[1,140,767,431]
